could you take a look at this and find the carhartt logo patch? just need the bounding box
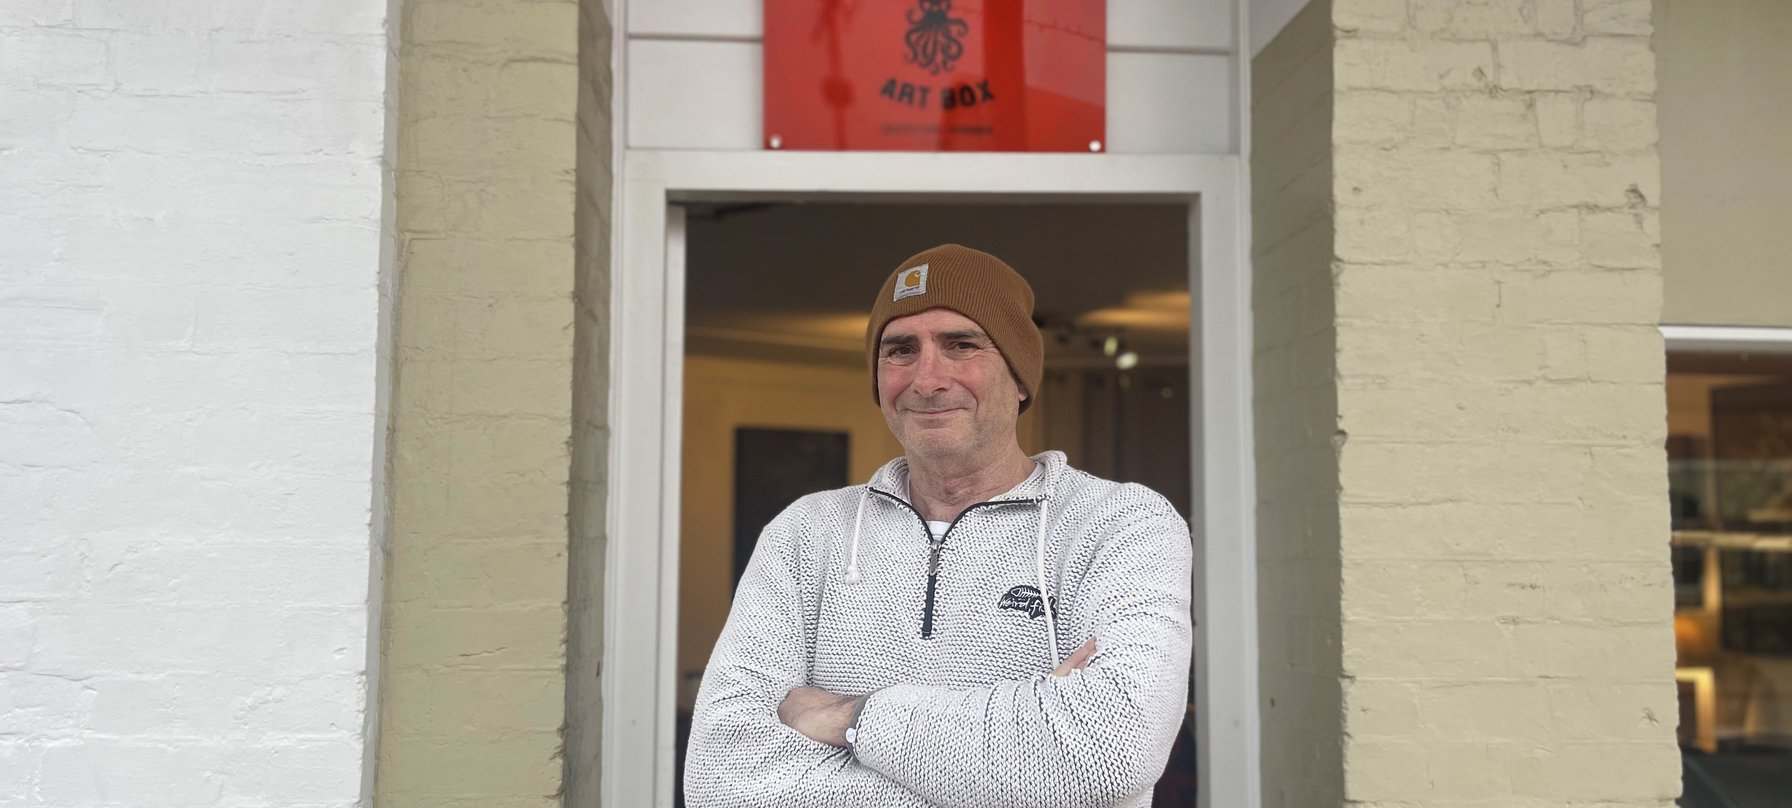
[894,264,929,301]
[998,585,1057,620]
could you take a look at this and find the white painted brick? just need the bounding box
[0,741,41,808]
[73,0,385,36]
[1454,94,1535,149]
[0,29,110,85]
[0,605,38,666]
[0,673,95,735]
[8,1,385,801]
[39,740,227,808]
[68,95,383,157]
[220,739,367,803]
[0,0,74,27]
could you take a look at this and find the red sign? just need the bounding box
[763,0,1106,152]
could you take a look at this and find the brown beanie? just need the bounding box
[865,244,1043,412]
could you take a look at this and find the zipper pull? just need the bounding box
[927,539,943,576]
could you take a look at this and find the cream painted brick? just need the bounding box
[1413,209,1580,266]
[1335,0,1410,33]
[1409,97,1456,148]
[1342,560,1468,619]
[1540,328,1588,380]
[1583,0,1653,35]
[1338,441,1594,504]
[407,2,577,60]
[391,478,568,542]
[1544,562,1674,622]
[1495,269,1662,326]
[1416,681,1551,742]
[1533,0,1578,38]
[1343,619,1513,679]
[1343,679,1422,739]
[404,238,575,297]
[383,605,565,671]
[1460,560,1551,620]
[380,669,566,736]
[1342,500,1666,562]
[1582,98,1658,151]
[1413,0,1531,37]
[1497,152,1660,208]
[1509,741,1682,800]
[1335,38,1494,92]
[1582,326,1664,384]
[377,732,564,796]
[1336,146,1498,210]
[400,174,576,240]
[1510,623,1674,680]
[1335,92,1413,144]
[1534,92,1581,148]
[408,114,579,177]
[1581,210,1660,268]
[1499,39,1656,96]
[1454,95,1536,149]
[1546,681,1678,742]
[1335,266,1496,322]
[385,540,570,605]
[1341,740,1431,800]
[1335,208,1414,263]
[1336,321,1547,384]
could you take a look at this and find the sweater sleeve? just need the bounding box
[682,502,916,807]
[848,498,1194,808]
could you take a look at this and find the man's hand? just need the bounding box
[777,686,863,747]
[1051,637,1097,677]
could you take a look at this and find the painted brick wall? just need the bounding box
[0,0,387,804]
[1251,3,1346,807]
[374,0,582,805]
[1329,0,1680,804]
[564,0,614,804]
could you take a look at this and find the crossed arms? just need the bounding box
[682,502,1192,808]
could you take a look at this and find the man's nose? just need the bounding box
[911,345,950,392]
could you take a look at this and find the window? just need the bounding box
[1668,349,1792,803]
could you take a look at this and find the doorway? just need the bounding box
[674,201,1197,804]
[598,150,1254,808]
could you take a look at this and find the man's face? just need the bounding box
[876,308,1026,463]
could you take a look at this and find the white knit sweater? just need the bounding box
[684,451,1193,808]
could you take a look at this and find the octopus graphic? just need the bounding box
[904,0,969,75]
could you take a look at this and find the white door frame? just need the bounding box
[601,149,1260,808]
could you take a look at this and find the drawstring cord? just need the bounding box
[844,485,869,585]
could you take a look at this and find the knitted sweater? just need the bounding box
[684,451,1193,808]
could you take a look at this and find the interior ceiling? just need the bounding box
[685,201,1192,365]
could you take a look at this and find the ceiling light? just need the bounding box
[1115,351,1139,371]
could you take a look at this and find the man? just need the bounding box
[684,244,1193,807]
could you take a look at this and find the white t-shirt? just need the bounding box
[910,462,1046,540]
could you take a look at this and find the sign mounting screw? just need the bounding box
[769,134,783,149]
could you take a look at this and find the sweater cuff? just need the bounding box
[845,682,927,771]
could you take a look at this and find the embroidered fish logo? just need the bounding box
[998,585,1058,620]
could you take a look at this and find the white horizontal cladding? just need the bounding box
[629,0,1235,52]
[626,40,1235,153]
